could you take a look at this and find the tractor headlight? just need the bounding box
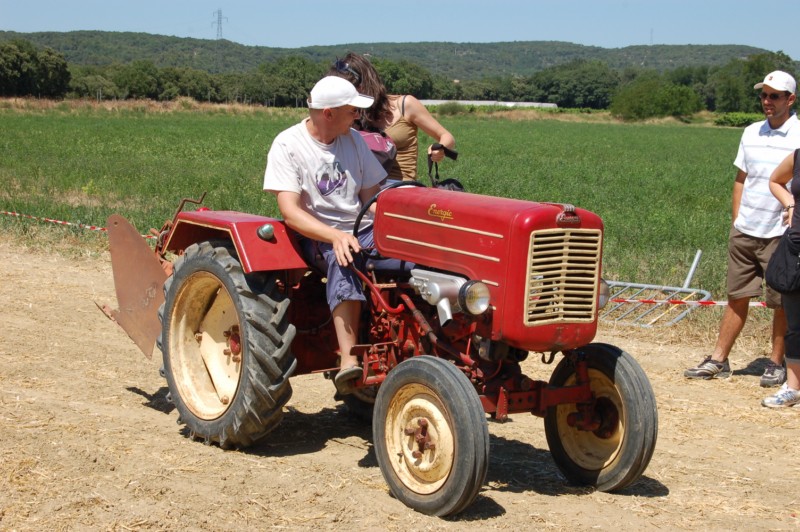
[409,270,491,325]
[598,278,611,309]
[459,280,491,316]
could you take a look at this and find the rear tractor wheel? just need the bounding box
[159,241,297,449]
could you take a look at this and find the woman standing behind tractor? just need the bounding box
[766,149,800,407]
[329,52,456,181]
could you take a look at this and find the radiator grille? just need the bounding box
[525,229,602,325]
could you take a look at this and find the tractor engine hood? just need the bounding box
[373,187,605,351]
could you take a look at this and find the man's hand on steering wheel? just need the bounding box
[331,229,361,267]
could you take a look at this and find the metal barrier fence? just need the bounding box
[601,250,713,327]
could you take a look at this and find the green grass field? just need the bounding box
[0,103,744,298]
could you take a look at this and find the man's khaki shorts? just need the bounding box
[727,227,782,308]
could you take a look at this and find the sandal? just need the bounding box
[334,366,363,395]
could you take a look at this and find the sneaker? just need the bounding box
[762,383,800,408]
[760,361,787,388]
[684,357,731,379]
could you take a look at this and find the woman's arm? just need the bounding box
[402,95,455,162]
[769,153,796,225]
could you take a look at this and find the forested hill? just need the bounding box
[0,30,780,79]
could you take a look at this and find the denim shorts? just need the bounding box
[300,229,376,312]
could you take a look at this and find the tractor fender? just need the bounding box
[163,210,308,273]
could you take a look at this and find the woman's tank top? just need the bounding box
[384,96,419,181]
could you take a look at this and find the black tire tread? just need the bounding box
[545,343,658,492]
[158,241,296,450]
[373,356,489,517]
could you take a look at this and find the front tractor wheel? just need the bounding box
[544,343,658,492]
[373,356,489,517]
[159,241,296,449]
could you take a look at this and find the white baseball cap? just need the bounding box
[754,71,796,94]
[307,76,374,109]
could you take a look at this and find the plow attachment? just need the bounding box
[99,214,168,358]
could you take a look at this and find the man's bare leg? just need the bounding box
[333,299,361,370]
[710,297,750,362]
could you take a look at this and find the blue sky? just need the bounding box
[2,0,799,60]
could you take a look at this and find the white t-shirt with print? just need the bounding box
[263,119,387,233]
[734,113,800,238]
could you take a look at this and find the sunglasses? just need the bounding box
[334,58,361,86]
[336,106,361,117]
[760,92,786,101]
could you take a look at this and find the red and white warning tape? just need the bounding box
[610,298,767,308]
[2,209,107,232]
[0,210,156,239]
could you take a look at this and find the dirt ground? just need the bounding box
[1,237,799,531]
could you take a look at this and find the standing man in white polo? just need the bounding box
[685,71,800,387]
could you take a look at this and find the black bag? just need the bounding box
[765,149,800,294]
[766,232,800,294]
[427,143,464,192]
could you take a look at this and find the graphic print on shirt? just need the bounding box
[316,161,348,196]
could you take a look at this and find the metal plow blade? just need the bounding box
[100,214,167,359]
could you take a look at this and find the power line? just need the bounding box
[212,9,228,40]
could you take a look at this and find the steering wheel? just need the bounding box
[350,180,426,264]
[352,180,426,238]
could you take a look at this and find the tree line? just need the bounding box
[1,38,796,121]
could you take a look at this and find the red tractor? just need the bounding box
[105,184,657,517]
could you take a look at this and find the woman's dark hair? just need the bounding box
[328,52,392,131]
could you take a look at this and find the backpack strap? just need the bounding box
[400,95,407,116]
